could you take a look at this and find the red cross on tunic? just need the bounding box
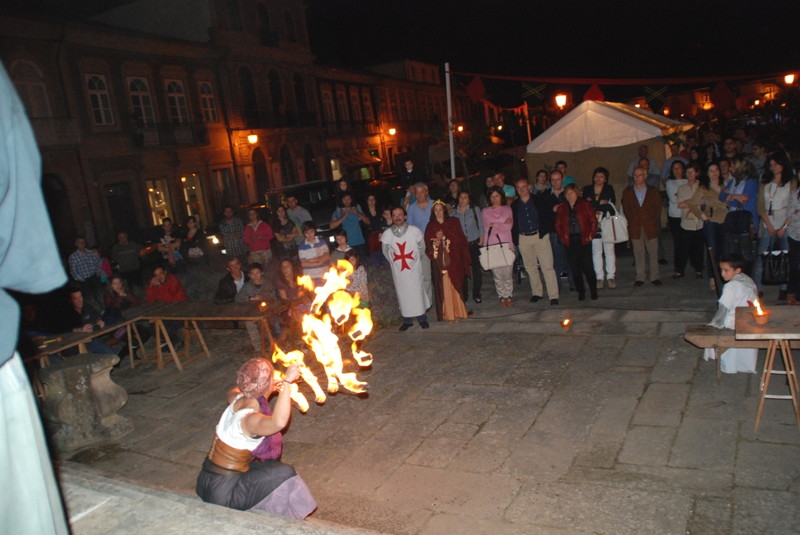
[392,241,415,271]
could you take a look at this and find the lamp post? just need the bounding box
[785,73,795,86]
[555,93,567,110]
[379,127,396,174]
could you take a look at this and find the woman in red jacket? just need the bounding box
[555,184,599,301]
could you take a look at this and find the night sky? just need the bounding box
[307,0,800,79]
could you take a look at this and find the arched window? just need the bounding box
[283,11,296,42]
[11,60,50,118]
[349,87,362,123]
[269,70,283,117]
[280,145,297,185]
[361,88,375,124]
[165,80,190,124]
[128,77,155,125]
[293,74,307,112]
[199,82,219,122]
[252,148,271,195]
[320,84,335,125]
[238,67,257,125]
[257,3,275,46]
[335,85,349,123]
[304,145,319,182]
[86,74,114,125]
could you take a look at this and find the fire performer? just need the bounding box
[196,359,316,519]
[381,206,431,330]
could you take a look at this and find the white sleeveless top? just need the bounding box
[215,394,263,451]
[762,182,790,228]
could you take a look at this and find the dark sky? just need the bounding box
[307,0,800,79]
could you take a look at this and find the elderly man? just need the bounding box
[381,207,430,330]
[621,166,663,286]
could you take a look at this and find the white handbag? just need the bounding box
[478,227,515,270]
[600,204,629,244]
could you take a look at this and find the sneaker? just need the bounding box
[607,279,616,289]
[597,279,604,289]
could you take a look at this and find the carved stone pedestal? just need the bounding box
[39,353,132,456]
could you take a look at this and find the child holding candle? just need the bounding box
[704,253,758,373]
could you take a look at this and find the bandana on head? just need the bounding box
[236,358,273,398]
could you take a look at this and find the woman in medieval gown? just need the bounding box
[424,201,470,321]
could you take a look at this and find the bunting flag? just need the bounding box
[583,84,605,102]
[521,82,547,100]
[466,77,486,103]
[644,86,668,104]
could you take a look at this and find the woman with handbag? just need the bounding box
[686,162,728,290]
[675,163,704,278]
[753,152,794,300]
[425,201,470,321]
[720,157,758,263]
[481,186,515,306]
[581,167,617,289]
[555,184,599,301]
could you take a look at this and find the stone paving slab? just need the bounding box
[60,255,800,535]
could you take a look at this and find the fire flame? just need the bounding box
[753,299,765,315]
[271,261,372,412]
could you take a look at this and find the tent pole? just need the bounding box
[445,62,456,180]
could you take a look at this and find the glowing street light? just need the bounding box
[456,124,464,133]
[555,93,567,109]
[387,127,397,136]
[247,132,258,144]
[785,73,795,85]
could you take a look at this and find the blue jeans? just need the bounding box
[702,221,726,278]
[753,230,788,291]
[402,314,428,325]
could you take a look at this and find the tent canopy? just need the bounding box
[527,101,693,154]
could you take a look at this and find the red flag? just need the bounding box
[466,77,486,103]
[583,84,605,102]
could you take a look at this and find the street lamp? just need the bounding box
[247,131,258,144]
[456,124,464,133]
[555,94,567,109]
[387,127,397,136]
[785,73,795,85]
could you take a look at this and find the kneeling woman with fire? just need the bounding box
[196,358,316,519]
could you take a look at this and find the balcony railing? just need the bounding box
[132,122,209,147]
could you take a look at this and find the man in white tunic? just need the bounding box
[381,207,430,331]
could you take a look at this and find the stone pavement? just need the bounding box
[59,250,800,534]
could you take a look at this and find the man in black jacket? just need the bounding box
[511,177,560,305]
[214,257,248,304]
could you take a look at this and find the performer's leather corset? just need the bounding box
[207,435,253,472]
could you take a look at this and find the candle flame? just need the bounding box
[753,299,764,315]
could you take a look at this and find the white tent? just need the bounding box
[525,101,693,190]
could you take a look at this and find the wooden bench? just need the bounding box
[684,324,800,380]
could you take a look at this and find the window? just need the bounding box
[128,77,155,126]
[336,87,349,122]
[349,87,362,122]
[199,82,219,122]
[86,74,114,125]
[11,60,50,118]
[361,89,374,123]
[257,3,275,46]
[284,11,296,42]
[320,87,335,124]
[239,67,258,124]
[165,80,190,124]
[268,70,283,115]
[280,145,297,185]
[226,0,242,31]
[293,74,307,111]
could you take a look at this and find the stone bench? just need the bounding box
[38,353,132,456]
[684,324,800,379]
